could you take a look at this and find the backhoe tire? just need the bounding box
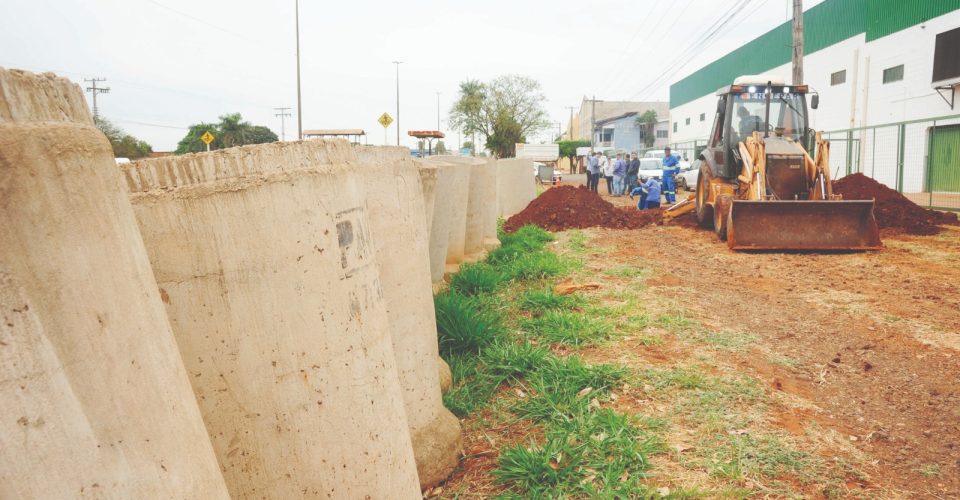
[695,161,713,228]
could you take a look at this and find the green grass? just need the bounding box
[504,251,572,281]
[514,356,629,424]
[495,408,663,498]
[566,230,587,253]
[521,311,614,347]
[697,329,759,351]
[480,342,552,381]
[518,288,585,314]
[434,291,505,356]
[449,262,506,296]
[695,432,820,483]
[914,464,942,477]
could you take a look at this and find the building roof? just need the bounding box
[582,99,669,123]
[303,129,365,136]
[408,130,445,138]
[669,0,960,109]
[595,111,638,126]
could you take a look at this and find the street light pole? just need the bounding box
[436,92,440,131]
[295,0,303,140]
[392,61,403,146]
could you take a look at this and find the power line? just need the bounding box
[274,107,292,141]
[114,119,188,130]
[142,0,278,50]
[626,0,756,102]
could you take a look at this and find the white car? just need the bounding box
[636,157,698,193]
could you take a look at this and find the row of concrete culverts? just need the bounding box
[0,68,537,497]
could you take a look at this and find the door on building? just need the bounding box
[928,125,960,193]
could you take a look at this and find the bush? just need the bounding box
[434,292,504,356]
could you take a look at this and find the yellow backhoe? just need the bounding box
[691,75,881,250]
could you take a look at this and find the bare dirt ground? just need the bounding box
[441,182,960,498]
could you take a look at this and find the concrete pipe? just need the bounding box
[481,157,501,251]
[497,157,536,218]
[424,158,471,279]
[0,68,229,498]
[354,146,462,488]
[462,157,492,263]
[416,162,439,236]
[123,140,421,499]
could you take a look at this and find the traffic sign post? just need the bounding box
[200,130,215,152]
[378,113,393,145]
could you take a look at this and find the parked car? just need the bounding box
[637,157,698,193]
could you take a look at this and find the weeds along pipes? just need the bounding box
[353,145,462,488]
[122,140,421,498]
[0,68,229,498]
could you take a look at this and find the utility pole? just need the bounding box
[274,107,291,141]
[392,61,403,146]
[565,106,577,139]
[590,95,597,151]
[295,0,303,140]
[84,78,110,119]
[436,92,441,131]
[792,0,804,85]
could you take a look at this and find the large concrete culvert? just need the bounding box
[123,140,422,498]
[354,146,462,488]
[0,68,230,498]
[422,158,466,281]
[428,156,489,265]
[497,157,537,218]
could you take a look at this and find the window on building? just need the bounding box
[673,122,677,132]
[600,128,614,143]
[699,113,705,122]
[882,64,904,84]
[685,117,691,125]
[830,69,846,85]
[656,130,668,139]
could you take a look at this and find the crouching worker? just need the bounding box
[629,176,661,210]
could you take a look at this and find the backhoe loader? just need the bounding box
[693,75,881,250]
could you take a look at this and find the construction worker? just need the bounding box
[586,152,600,192]
[661,147,680,203]
[629,175,661,210]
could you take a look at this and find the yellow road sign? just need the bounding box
[378,112,393,128]
[200,131,215,145]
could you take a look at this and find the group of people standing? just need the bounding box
[585,152,639,197]
[585,147,682,211]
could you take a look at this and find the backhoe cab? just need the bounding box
[693,75,881,250]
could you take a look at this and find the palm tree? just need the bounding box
[218,113,250,148]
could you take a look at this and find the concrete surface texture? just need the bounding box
[423,158,469,280]
[0,68,229,498]
[353,146,462,488]
[496,157,536,218]
[461,157,492,263]
[124,140,421,498]
[481,157,501,251]
[416,161,439,236]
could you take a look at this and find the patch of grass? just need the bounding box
[602,265,650,279]
[566,230,587,253]
[449,262,506,296]
[504,251,572,281]
[434,291,505,356]
[643,366,709,391]
[518,288,585,314]
[515,356,629,424]
[521,311,614,347]
[769,355,801,368]
[480,342,551,381]
[695,432,820,484]
[914,463,942,477]
[656,311,699,332]
[494,409,662,498]
[697,329,759,351]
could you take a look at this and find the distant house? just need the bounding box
[564,97,670,152]
[593,113,670,153]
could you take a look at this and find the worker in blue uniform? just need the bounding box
[629,176,661,210]
[661,146,680,204]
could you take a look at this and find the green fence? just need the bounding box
[822,114,960,212]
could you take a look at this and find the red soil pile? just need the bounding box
[833,173,958,235]
[504,185,663,232]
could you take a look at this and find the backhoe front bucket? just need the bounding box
[727,200,882,251]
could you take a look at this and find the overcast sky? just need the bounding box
[1,0,824,151]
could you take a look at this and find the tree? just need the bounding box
[94,116,153,159]
[635,110,658,148]
[556,139,591,169]
[449,75,551,158]
[175,113,278,155]
[435,140,448,154]
[462,140,474,151]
